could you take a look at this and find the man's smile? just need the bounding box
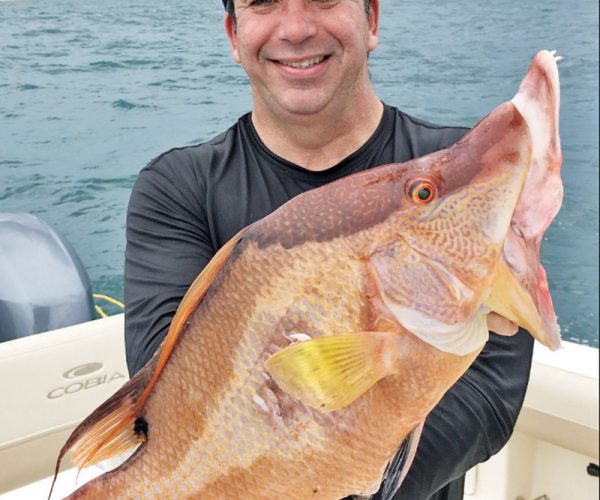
[274,55,329,68]
[270,54,332,74]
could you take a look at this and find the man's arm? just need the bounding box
[124,153,214,376]
[376,328,534,500]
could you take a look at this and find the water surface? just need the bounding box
[1,0,598,346]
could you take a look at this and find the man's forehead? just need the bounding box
[222,0,371,8]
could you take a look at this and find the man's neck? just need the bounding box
[251,91,384,172]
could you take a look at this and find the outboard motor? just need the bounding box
[0,213,94,342]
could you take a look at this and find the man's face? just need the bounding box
[225,0,379,120]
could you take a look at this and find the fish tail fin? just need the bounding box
[48,360,154,500]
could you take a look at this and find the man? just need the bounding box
[124,1,533,498]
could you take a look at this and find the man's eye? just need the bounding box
[245,0,338,9]
[250,0,278,6]
[243,0,339,11]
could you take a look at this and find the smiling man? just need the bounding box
[124,1,533,499]
[224,0,383,171]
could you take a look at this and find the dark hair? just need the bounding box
[223,1,372,18]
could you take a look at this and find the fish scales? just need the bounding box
[69,224,475,498]
[55,51,563,499]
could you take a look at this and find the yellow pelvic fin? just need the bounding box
[265,332,401,412]
[484,258,544,338]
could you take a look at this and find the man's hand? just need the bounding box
[487,312,519,336]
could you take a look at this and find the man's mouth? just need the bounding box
[276,55,328,69]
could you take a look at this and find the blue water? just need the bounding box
[1,0,598,346]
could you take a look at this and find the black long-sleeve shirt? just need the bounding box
[124,104,533,499]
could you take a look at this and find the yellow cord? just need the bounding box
[95,304,108,318]
[93,293,124,318]
[93,293,124,309]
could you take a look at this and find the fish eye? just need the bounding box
[407,179,436,204]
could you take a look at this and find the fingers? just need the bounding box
[487,312,519,336]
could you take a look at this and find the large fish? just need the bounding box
[50,50,563,499]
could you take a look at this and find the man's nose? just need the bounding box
[276,1,318,44]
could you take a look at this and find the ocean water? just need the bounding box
[0,0,598,347]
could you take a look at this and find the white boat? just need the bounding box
[0,314,597,499]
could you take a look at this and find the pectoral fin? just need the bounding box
[265,332,402,412]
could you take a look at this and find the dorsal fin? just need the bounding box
[49,229,246,499]
[136,227,247,410]
[49,360,154,499]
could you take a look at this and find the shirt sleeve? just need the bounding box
[124,153,215,376]
[378,328,534,499]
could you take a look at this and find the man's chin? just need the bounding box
[279,100,332,118]
[261,90,336,119]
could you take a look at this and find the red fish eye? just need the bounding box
[408,179,436,204]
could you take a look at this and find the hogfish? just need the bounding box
[51,50,563,499]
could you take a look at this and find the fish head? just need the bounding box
[371,51,562,354]
[264,53,563,416]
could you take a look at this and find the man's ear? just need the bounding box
[367,0,379,52]
[224,13,240,63]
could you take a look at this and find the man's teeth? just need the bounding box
[280,56,325,68]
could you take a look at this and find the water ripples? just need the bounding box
[0,0,597,346]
